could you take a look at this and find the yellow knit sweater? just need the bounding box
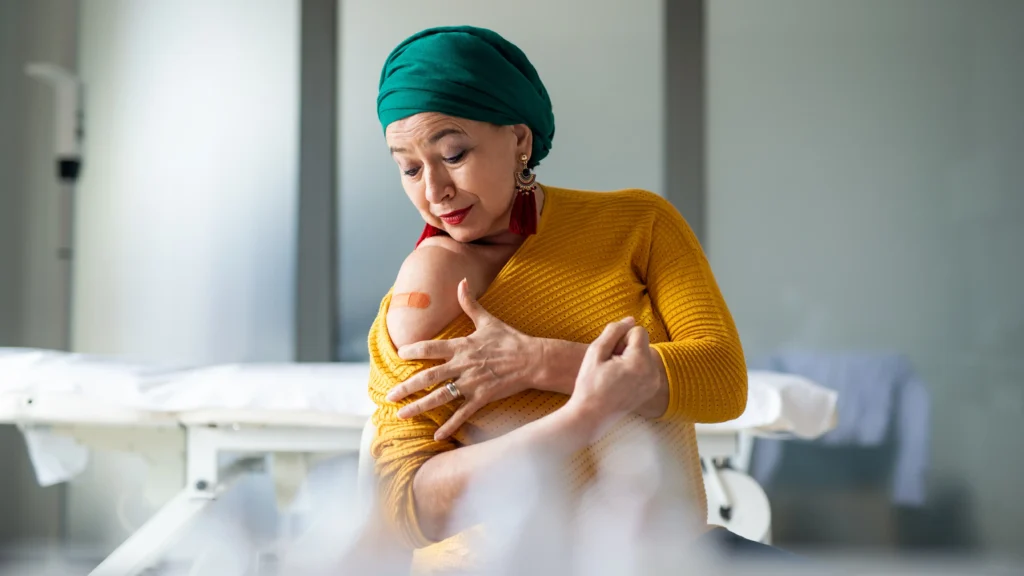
[367,185,747,568]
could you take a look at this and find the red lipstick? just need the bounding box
[439,206,472,225]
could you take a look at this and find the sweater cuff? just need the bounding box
[649,340,748,423]
[650,344,683,422]
[650,344,675,421]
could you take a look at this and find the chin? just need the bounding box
[445,227,481,243]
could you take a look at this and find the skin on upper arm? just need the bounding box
[386,240,475,350]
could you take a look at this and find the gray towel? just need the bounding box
[749,351,930,507]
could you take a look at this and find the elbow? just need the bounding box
[686,338,747,423]
[721,366,748,421]
[658,338,749,424]
[716,341,748,422]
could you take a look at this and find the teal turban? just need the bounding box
[377,25,555,168]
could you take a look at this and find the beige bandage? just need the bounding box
[392,292,431,309]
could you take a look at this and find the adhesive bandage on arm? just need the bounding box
[392,292,431,309]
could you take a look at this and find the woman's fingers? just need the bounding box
[397,385,458,419]
[621,325,650,360]
[434,399,480,441]
[397,337,462,361]
[585,317,636,363]
[387,363,459,402]
[612,338,628,356]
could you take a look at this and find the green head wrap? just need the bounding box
[377,25,555,168]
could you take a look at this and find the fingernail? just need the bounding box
[397,347,408,359]
[397,408,407,419]
[622,316,636,325]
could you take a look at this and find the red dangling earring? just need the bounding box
[416,224,444,248]
[509,153,538,236]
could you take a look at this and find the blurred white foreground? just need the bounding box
[2,425,1021,575]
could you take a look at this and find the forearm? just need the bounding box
[537,338,669,419]
[411,406,594,543]
[535,338,587,396]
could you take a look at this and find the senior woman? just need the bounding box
[366,25,770,572]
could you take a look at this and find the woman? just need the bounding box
[367,25,768,572]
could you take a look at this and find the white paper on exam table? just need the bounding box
[0,348,186,398]
[1,348,376,486]
[2,349,838,486]
[0,348,376,415]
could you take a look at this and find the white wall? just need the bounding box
[337,0,665,360]
[71,0,300,549]
[708,0,1024,554]
[75,0,300,366]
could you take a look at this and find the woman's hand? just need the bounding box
[564,317,662,438]
[387,278,540,440]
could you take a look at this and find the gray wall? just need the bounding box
[0,0,78,354]
[0,0,30,547]
[336,0,666,361]
[0,0,29,354]
[296,0,339,362]
[665,0,706,245]
[708,0,1024,554]
[0,0,79,546]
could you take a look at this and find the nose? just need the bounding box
[423,164,455,205]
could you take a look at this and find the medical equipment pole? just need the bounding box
[25,63,84,549]
[25,63,84,353]
[57,180,76,352]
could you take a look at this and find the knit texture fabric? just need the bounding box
[367,185,748,568]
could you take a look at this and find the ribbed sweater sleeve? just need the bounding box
[644,195,748,423]
[367,293,459,549]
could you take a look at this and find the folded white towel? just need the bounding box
[697,370,838,438]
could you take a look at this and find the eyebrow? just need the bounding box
[389,128,466,155]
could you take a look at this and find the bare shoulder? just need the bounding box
[386,236,476,350]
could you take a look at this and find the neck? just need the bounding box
[474,185,546,246]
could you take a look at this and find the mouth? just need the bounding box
[438,206,472,225]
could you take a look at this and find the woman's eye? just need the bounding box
[443,151,465,164]
[403,166,420,177]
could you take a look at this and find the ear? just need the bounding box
[511,124,533,160]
